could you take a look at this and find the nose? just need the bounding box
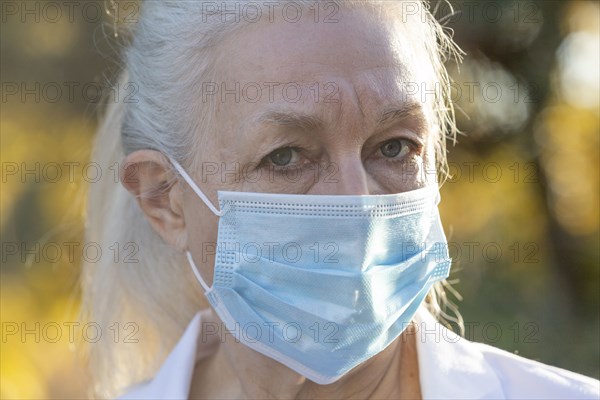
[312,156,371,196]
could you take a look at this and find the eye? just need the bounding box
[265,147,299,167]
[380,139,411,159]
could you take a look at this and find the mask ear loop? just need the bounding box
[168,157,224,217]
[186,251,211,292]
[167,156,220,292]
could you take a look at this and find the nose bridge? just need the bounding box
[317,155,370,195]
[314,79,373,196]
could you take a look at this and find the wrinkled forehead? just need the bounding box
[214,5,437,108]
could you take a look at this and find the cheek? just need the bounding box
[366,153,429,193]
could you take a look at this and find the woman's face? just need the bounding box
[130,8,440,285]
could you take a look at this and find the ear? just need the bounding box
[120,150,188,251]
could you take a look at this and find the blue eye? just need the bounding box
[267,147,295,166]
[380,139,406,158]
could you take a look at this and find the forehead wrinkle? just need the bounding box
[351,66,423,127]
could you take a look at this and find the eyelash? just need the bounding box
[259,138,422,170]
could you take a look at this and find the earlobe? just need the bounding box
[120,150,188,251]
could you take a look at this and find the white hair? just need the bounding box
[81,1,463,397]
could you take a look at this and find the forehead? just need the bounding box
[217,6,433,89]
[210,7,437,139]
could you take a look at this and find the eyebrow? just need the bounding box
[377,102,428,133]
[253,102,428,133]
[255,110,325,132]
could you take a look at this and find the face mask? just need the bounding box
[169,158,451,385]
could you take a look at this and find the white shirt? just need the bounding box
[118,306,600,399]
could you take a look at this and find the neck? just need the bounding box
[190,326,422,400]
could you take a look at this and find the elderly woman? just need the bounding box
[83,1,599,399]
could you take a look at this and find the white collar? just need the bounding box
[119,306,506,399]
[413,307,505,399]
[119,313,203,399]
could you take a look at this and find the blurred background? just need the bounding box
[1,0,598,398]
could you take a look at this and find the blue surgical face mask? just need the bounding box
[169,158,451,385]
